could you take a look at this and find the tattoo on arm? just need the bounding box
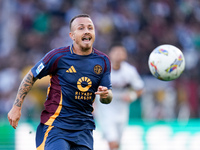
[14,99,22,107]
[14,71,37,107]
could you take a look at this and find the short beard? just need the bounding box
[81,45,91,52]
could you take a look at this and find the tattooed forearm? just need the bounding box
[14,99,22,107]
[14,71,37,107]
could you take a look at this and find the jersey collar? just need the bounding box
[70,44,94,55]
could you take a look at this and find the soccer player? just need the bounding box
[95,44,144,150]
[7,14,113,150]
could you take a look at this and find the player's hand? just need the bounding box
[95,86,108,98]
[95,86,113,104]
[122,92,138,103]
[122,94,132,102]
[95,86,109,98]
[7,106,21,129]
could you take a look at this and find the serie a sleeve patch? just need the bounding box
[36,62,45,75]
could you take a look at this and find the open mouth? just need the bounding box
[82,37,92,42]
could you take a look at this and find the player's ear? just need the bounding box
[69,32,75,41]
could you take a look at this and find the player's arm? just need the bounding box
[135,89,143,98]
[7,70,37,129]
[122,88,144,102]
[95,86,113,104]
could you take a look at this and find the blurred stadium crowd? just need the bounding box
[0,0,200,121]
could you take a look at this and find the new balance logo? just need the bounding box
[66,66,77,73]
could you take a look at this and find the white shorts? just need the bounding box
[96,113,127,142]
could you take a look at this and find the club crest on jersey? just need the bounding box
[36,62,44,75]
[94,65,103,74]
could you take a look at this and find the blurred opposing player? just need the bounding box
[7,14,113,150]
[95,44,144,150]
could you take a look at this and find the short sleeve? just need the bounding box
[99,55,112,90]
[31,49,61,79]
[129,66,144,90]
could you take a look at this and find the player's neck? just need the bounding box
[72,44,93,55]
[112,63,121,70]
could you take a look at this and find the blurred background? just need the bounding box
[0,0,200,149]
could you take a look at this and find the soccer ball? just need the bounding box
[148,44,185,81]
